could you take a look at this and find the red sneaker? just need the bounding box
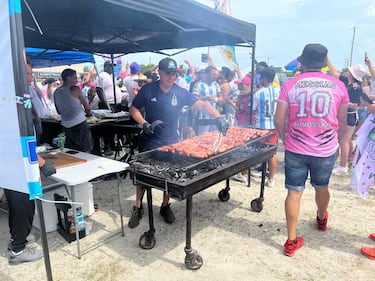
[369,233,375,241]
[316,210,329,231]
[361,247,375,260]
[283,236,304,257]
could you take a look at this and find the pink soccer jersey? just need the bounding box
[278,72,349,157]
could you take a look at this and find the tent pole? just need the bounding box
[249,44,256,127]
[111,54,117,111]
[8,0,52,280]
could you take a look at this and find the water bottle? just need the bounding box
[67,208,76,234]
[58,133,65,151]
[76,207,86,232]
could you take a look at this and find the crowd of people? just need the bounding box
[4,44,375,264]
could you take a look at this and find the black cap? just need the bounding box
[158,58,177,73]
[297,43,328,68]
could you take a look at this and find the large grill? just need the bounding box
[132,138,276,200]
[129,128,277,270]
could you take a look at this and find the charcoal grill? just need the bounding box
[130,132,277,270]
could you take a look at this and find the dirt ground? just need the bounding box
[1,146,375,281]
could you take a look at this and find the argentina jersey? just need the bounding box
[254,86,280,129]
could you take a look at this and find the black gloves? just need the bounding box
[40,161,56,177]
[85,109,92,117]
[216,116,229,136]
[142,122,154,135]
[143,120,165,136]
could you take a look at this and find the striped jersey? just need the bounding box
[253,85,280,129]
[192,80,221,119]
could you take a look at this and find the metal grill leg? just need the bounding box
[139,187,156,249]
[146,187,154,232]
[185,196,192,251]
[184,196,203,270]
[218,179,230,202]
[250,161,266,212]
[260,161,267,199]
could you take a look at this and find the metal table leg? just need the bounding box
[184,196,203,270]
[70,185,81,259]
[116,173,125,236]
[247,167,251,188]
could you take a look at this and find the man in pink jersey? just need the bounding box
[274,43,349,257]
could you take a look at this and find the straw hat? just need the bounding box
[348,64,367,82]
[134,73,150,83]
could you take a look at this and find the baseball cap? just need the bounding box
[130,62,140,74]
[158,58,177,73]
[241,75,251,86]
[234,75,251,86]
[297,43,328,68]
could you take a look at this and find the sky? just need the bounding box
[100,0,375,72]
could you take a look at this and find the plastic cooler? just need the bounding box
[33,182,94,233]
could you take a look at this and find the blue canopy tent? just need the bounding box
[26,47,95,68]
[22,0,257,106]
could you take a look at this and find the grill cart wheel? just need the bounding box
[218,189,230,201]
[251,197,264,212]
[139,231,156,249]
[184,250,203,270]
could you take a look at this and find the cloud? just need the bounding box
[232,1,301,22]
[122,1,375,72]
[367,5,375,17]
[288,0,304,7]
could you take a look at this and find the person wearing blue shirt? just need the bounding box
[128,57,228,228]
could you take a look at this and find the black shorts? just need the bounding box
[63,121,91,152]
[347,113,357,126]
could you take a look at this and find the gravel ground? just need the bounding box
[1,146,375,281]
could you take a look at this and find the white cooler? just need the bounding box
[33,182,94,233]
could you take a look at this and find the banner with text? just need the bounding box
[0,0,42,198]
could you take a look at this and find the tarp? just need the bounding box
[285,58,329,73]
[22,0,256,55]
[285,59,299,71]
[26,47,95,68]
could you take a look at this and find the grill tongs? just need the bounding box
[210,131,224,155]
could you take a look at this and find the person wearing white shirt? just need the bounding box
[97,61,124,106]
